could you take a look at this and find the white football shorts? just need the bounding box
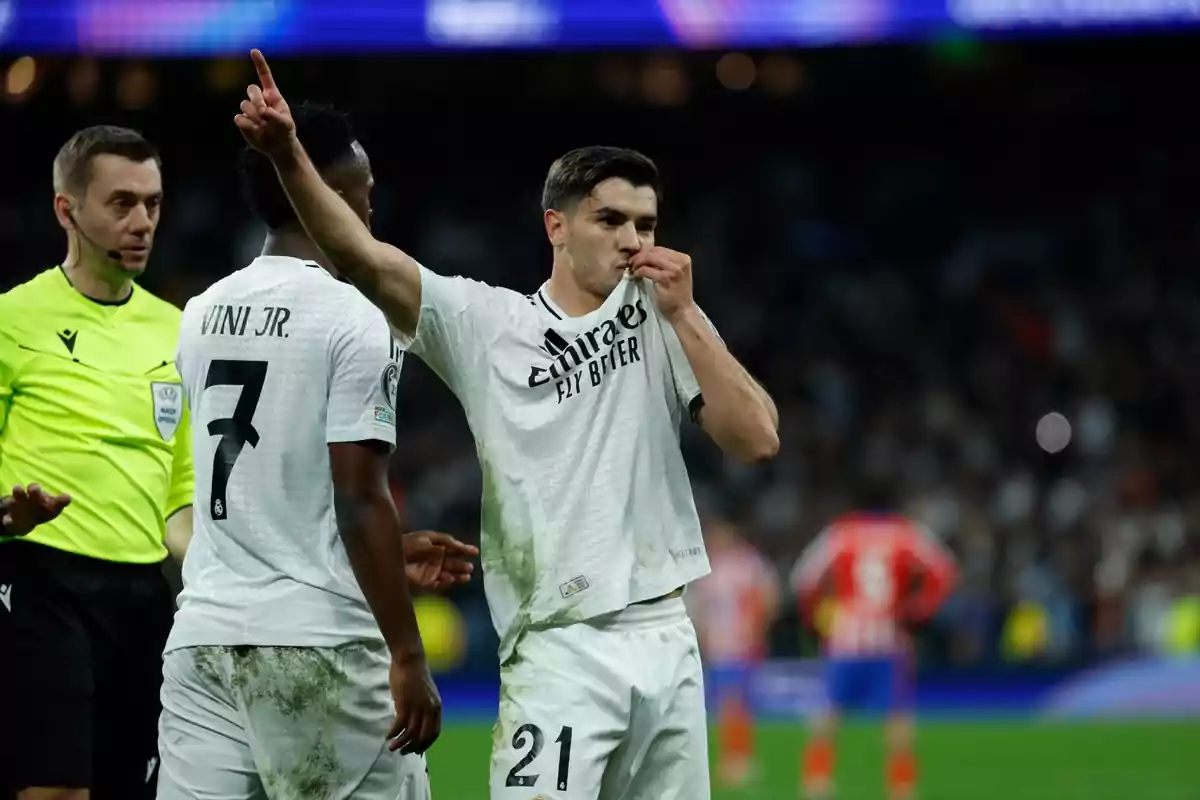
[157,641,430,800]
[489,595,710,800]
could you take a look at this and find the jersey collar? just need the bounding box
[55,264,135,308]
[535,283,564,320]
[536,277,636,323]
[250,255,329,276]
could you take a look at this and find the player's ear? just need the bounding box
[53,193,75,232]
[544,208,567,247]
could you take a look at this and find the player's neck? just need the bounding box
[261,230,336,277]
[61,250,133,303]
[545,264,605,318]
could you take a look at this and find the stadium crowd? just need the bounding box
[5,43,1200,673]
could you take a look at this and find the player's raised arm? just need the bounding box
[234,50,424,338]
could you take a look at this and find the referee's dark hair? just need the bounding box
[53,125,160,195]
[239,102,358,230]
[541,146,662,213]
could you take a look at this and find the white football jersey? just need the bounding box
[399,265,712,661]
[165,256,403,652]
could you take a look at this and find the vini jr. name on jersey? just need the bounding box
[201,304,292,338]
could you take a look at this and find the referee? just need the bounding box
[0,126,194,800]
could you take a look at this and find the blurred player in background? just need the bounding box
[688,515,781,789]
[157,102,478,800]
[235,50,778,799]
[0,125,193,800]
[791,488,958,800]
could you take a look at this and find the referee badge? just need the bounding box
[151,381,183,440]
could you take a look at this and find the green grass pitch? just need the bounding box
[425,719,1200,799]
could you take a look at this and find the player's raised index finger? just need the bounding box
[250,49,277,90]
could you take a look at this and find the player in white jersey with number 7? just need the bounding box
[160,102,480,800]
[236,49,780,799]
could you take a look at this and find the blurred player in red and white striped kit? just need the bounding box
[790,488,958,800]
[688,515,781,788]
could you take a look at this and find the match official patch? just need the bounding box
[151,381,183,440]
[559,575,590,599]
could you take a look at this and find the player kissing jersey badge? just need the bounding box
[151,381,183,440]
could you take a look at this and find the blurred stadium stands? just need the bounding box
[6,39,1200,672]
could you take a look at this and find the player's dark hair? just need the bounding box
[541,146,661,212]
[52,125,160,195]
[239,102,358,231]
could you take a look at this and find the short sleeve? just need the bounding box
[166,397,195,518]
[662,305,722,423]
[396,265,503,397]
[326,300,402,449]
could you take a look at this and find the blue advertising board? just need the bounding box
[2,0,1200,55]
[433,657,1200,720]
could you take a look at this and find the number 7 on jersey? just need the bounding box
[204,359,268,520]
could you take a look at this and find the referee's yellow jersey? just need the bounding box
[0,267,194,564]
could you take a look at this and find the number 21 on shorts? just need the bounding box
[506,723,573,791]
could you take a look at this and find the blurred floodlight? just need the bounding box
[116,62,157,110]
[67,59,101,106]
[0,2,12,47]
[595,58,635,100]
[716,52,756,90]
[207,58,246,93]
[74,0,279,54]
[759,53,805,95]
[426,0,558,44]
[641,55,688,107]
[950,0,1200,27]
[1036,411,1072,454]
[4,56,35,99]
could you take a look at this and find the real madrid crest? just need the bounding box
[151,381,183,440]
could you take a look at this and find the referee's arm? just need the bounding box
[0,335,71,536]
[163,391,195,562]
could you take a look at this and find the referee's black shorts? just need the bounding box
[0,540,174,799]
